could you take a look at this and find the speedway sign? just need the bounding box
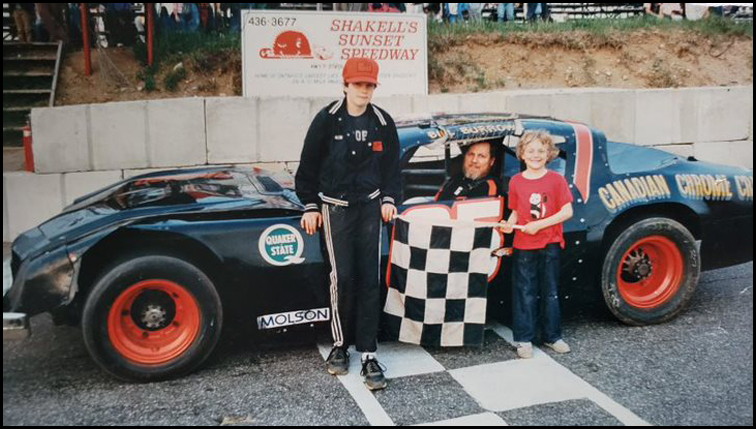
[241,10,428,97]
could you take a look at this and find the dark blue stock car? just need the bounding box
[4,113,753,381]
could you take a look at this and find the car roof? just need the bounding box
[395,112,583,155]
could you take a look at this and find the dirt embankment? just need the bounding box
[56,29,752,106]
[429,29,752,92]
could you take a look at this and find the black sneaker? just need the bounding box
[360,357,387,391]
[326,346,349,375]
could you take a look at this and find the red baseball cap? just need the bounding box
[342,58,379,84]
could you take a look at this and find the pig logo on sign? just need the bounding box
[260,31,331,59]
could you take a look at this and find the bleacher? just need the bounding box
[482,3,646,22]
[727,5,754,22]
[547,3,645,21]
[3,3,12,40]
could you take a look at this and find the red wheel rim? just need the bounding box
[107,279,201,365]
[616,235,684,308]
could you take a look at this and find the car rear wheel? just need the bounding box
[82,256,222,381]
[601,218,700,325]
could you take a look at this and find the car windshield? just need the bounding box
[607,142,680,174]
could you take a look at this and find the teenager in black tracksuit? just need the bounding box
[295,58,400,391]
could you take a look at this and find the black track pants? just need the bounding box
[321,199,382,353]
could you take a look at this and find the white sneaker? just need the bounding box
[544,339,571,354]
[516,342,533,359]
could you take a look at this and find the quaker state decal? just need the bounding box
[258,224,305,266]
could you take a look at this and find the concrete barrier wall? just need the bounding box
[4,86,753,242]
[30,86,753,173]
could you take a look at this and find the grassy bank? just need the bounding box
[127,17,751,94]
[428,16,753,40]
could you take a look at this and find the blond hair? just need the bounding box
[516,130,559,162]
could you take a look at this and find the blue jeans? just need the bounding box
[498,3,515,22]
[512,243,562,343]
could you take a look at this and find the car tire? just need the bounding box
[82,255,222,381]
[601,217,700,326]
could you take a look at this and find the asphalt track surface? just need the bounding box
[3,262,752,425]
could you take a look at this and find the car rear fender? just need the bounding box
[600,202,703,253]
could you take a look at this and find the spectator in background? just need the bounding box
[445,3,461,23]
[659,3,684,20]
[686,4,723,20]
[424,3,443,22]
[643,3,663,18]
[134,11,146,43]
[157,3,187,34]
[10,3,35,43]
[334,3,369,12]
[467,3,484,21]
[645,3,684,20]
[406,3,425,14]
[369,3,405,13]
[228,3,241,32]
[458,3,471,20]
[35,3,69,43]
[107,3,135,46]
[183,3,200,32]
[67,3,82,46]
[390,3,406,12]
[33,7,48,42]
[525,3,550,22]
[498,3,516,23]
[212,3,226,32]
[197,3,220,33]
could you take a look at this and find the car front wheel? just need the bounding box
[601,217,700,325]
[82,255,222,381]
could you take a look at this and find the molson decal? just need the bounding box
[598,175,672,213]
[257,307,330,329]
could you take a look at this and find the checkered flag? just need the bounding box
[383,216,496,347]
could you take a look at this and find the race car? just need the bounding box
[4,113,753,381]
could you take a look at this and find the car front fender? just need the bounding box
[4,246,78,317]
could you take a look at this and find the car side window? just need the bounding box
[501,147,519,191]
[401,144,461,201]
[402,140,507,204]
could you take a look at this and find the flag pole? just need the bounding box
[393,214,524,230]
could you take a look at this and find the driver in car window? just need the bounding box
[435,140,501,201]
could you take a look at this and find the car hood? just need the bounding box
[607,140,754,177]
[15,167,303,259]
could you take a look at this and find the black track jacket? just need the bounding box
[295,98,401,212]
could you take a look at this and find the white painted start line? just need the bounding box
[318,323,650,426]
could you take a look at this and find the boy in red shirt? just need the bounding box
[501,131,574,359]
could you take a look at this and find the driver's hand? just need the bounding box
[301,211,322,235]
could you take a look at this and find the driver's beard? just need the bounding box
[464,169,483,180]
